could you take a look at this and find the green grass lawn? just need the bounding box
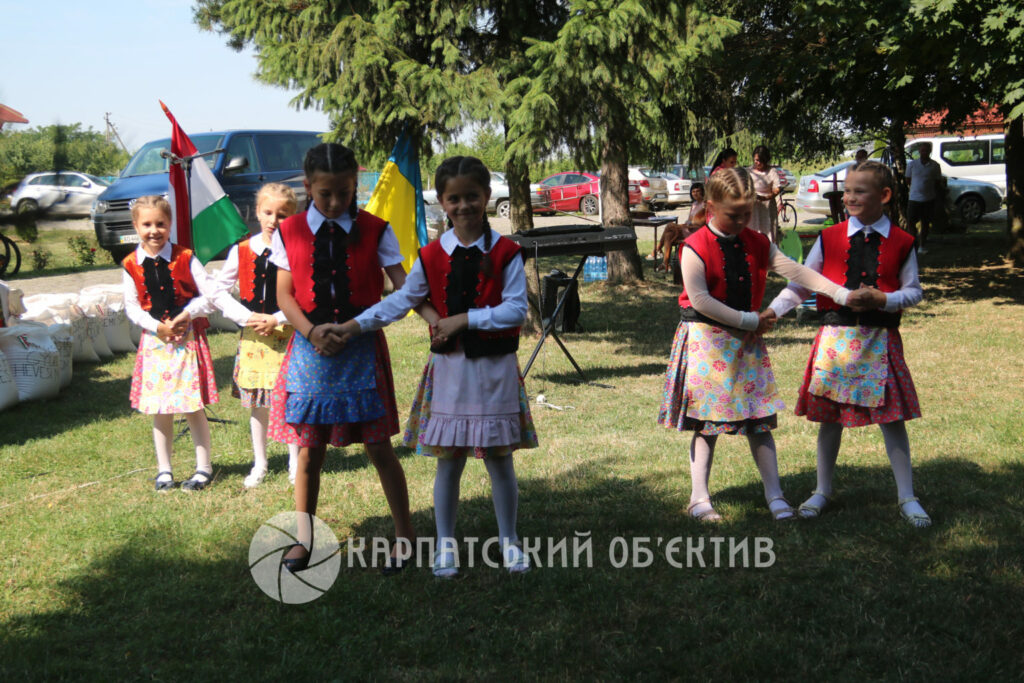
[1,224,1023,679]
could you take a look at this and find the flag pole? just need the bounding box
[160,146,226,239]
[159,145,232,433]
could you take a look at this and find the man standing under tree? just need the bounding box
[905,141,942,253]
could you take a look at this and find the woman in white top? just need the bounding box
[748,145,785,243]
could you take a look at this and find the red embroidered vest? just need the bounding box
[237,239,279,314]
[278,210,388,322]
[816,221,915,312]
[678,226,770,312]
[420,234,523,358]
[122,245,199,313]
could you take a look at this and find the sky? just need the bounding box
[0,0,330,151]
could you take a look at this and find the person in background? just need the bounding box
[905,141,942,254]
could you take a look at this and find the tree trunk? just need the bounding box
[1006,116,1024,266]
[600,131,644,283]
[504,122,536,235]
[503,121,542,333]
[888,121,909,230]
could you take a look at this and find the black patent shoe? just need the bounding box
[154,471,175,492]
[281,543,310,573]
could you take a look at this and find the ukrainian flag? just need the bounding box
[365,130,429,274]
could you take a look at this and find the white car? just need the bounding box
[11,171,111,217]
[423,171,541,218]
[654,171,691,207]
[628,167,669,206]
[795,159,1002,223]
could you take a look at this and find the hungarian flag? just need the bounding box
[160,101,248,264]
[364,129,429,274]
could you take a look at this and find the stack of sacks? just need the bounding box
[22,293,100,363]
[1,279,25,326]
[0,321,61,401]
[70,300,114,360]
[47,323,74,388]
[78,286,135,353]
[87,285,136,352]
[0,347,18,411]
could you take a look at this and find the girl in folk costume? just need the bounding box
[268,143,414,573]
[767,161,930,527]
[657,168,871,522]
[122,196,220,492]
[339,156,537,576]
[214,183,301,488]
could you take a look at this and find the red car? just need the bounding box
[536,171,642,215]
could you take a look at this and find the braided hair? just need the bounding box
[434,156,496,278]
[704,166,756,204]
[303,143,360,220]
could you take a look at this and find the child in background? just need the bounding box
[340,155,537,577]
[268,143,415,573]
[658,168,869,522]
[767,161,929,526]
[215,183,301,488]
[122,195,219,492]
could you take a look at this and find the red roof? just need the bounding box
[909,106,1003,136]
[0,104,29,128]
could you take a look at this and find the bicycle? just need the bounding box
[777,188,798,233]
[0,230,21,278]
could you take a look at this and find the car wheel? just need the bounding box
[580,194,599,215]
[956,194,984,224]
[16,198,38,215]
[495,199,510,219]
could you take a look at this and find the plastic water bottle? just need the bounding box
[583,256,608,282]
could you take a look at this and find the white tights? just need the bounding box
[153,410,212,476]
[807,420,925,515]
[248,406,299,472]
[688,431,790,515]
[434,454,520,557]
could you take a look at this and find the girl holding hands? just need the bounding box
[268,143,414,573]
[215,183,301,488]
[340,156,538,577]
[122,196,220,492]
[658,168,871,522]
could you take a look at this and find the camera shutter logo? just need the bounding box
[248,512,341,604]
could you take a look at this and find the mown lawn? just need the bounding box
[1,222,1022,679]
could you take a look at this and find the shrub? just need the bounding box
[67,235,98,266]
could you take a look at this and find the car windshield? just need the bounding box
[491,172,506,184]
[85,174,111,187]
[121,134,225,177]
[659,172,682,180]
[816,161,855,177]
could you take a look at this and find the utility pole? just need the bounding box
[104,112,129,152]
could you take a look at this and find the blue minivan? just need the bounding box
[92,130,324,262]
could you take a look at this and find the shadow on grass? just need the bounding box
[0,362,132,446]
[2,458,1021,679]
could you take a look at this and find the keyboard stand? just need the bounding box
[521,254,612,388]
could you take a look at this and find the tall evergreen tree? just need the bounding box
[507,0,738,282]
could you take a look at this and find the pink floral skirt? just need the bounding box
[658,321,783,435]
[795,326,920,426]
[129,322,218,415]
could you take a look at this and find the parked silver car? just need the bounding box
[629,166,669,205]
[795,159,1001,223]
[11,171,111,216]
[654,171,692,207]
[423,171,540,218]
